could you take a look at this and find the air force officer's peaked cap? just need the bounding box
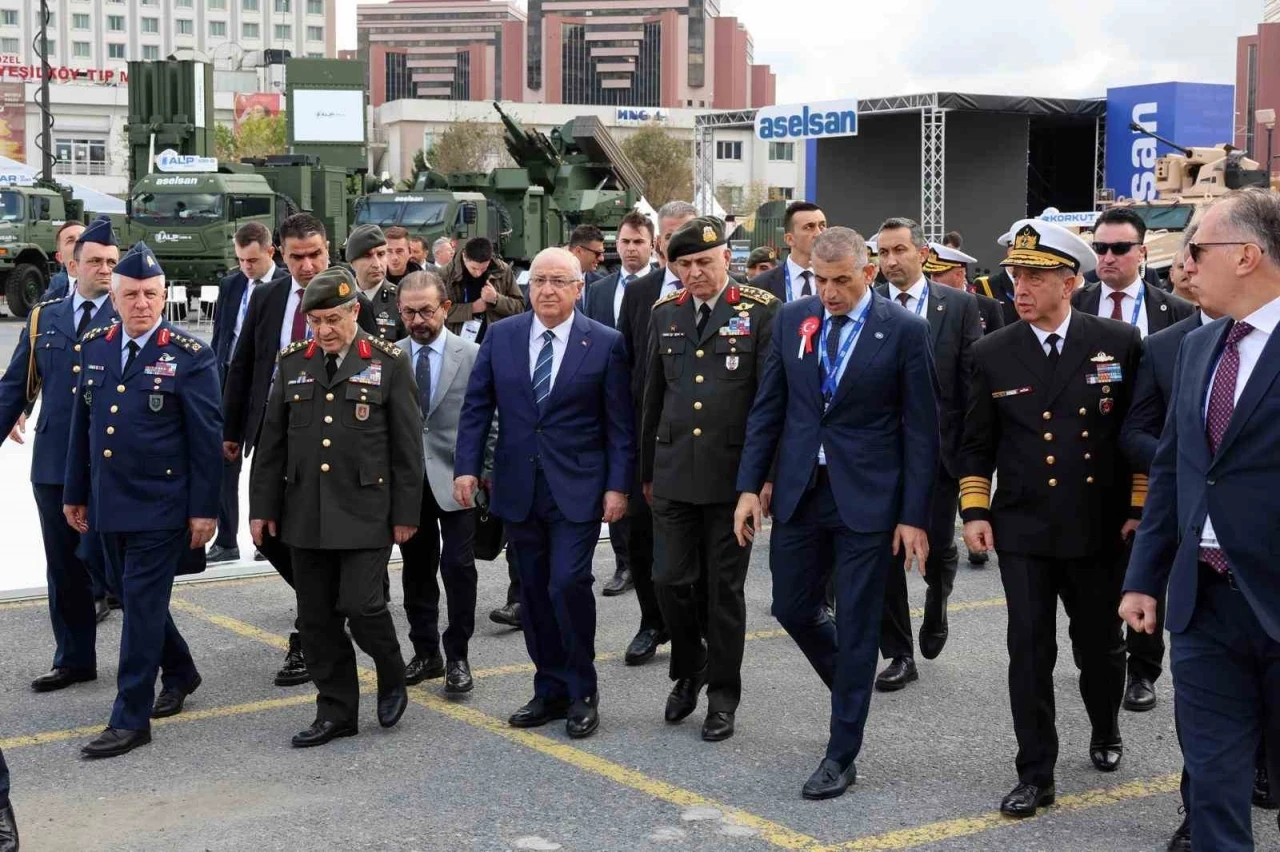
[115,241,163,279]
[923,242,978,274]
[999,219,1097,277]
[666,216,726,262]
[78,215,117,248]
[301,266,358,312]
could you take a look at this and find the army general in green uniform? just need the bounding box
[250,267,424,748]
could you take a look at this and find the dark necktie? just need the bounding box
[76,301,95,337]
[290,289,308,343]
[1108,291,1125,321]
[695,303,712,338]
[897,291,911,309]
[124,340,139,374]
[532,330,555,409]
[1200,321,1254,573]
[823,314,850,400]
[415,346,432,418]
[1044,332,1061,369]
[325,352,338,381]
[799,271,812,298]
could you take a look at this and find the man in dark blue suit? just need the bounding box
[735,226,938,799]
[455,246,633,740]
[64,242,223,758]
[0,216,118,693]
[40,219,87,300]
[207,222,287,564]
[1123,189,1280,851]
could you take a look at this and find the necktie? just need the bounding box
[325,352,338,381]
[415,346,432,418]
[1201,321,1254,573]
[533,329,555,408]
[1108,291,1125,321]
[124,340,139,374]
[76,301,95,337]
[1044,332,1061,369]
[897,291,911,309]
[799,271,812,298]
[623,274,636,286]
[823,314,850,400]
[695,303,712,338]
[290,289,307,343]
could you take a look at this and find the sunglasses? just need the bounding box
[1091,241,1139,256]
[1187,241,1264,264]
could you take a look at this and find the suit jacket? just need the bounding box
[211,266,290,381]
[876,282,981,475]
[42,269,70,301]
[616,266,667,408]
[974,291,1006,335]
[454,310,633,525]
[1119,311,1202,473]
[737,293,940,532]
[975,269,1018,326]
[1071,281,1195,335]
[749,264,789,303]
[396,329,492,512]
[1125,316,1280,642]
[584,270,623,329]
[0,294,117,484]
[222,274,378,452]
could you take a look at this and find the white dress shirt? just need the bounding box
[70,289,109,326]
[121,321,161,369]
[817,287,873,466]
[786,256,814,301]
[1096,279,1149,338]
[410,333,446,410]
[888,278,928,315]
[1200,296,1280,553]
[659,267,681,299]
[234,262,275,352]
[279,277,307,352]
[1030,310,1072,356]
[613,267,645,324]
[529,311,576,394]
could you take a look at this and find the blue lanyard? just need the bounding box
[1128,285,1144,327]
[820,301,870,401]
[783,262,811,303]
[913,282,928,316]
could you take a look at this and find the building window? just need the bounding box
[72,13,90,30]
[307,0,324,13]
[176,0,194,7]
[37,39,54,56]
[242,22,260,39]
[141,17,159,33]
[306,26,323,42]
[107,42,126,59]
[768,141,795,162]
[210,20,227,38]
[142,44,159,60]
[244,0,260,10]
[769,186,794,201]
[0,37,18,54]
[176,19,194,36]
[140,0,158,5]
[107,15,125,31]
[716,141,742,161]
[274,24,291,41]
[73,41,90,58]
[54,138,108,177]
[0,10,17,27]
[209,0,227,7]
[274,0,291,11]
[306,52,323,58]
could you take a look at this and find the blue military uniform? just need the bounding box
[0,217,118,685]
[64,242,223,741]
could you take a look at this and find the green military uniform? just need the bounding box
[360,280,402,342]
[640,217,779,731]
[250,267,424,732]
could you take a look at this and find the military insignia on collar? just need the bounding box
[1090,352,1114,363]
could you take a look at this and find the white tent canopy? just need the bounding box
[0,156,126,215]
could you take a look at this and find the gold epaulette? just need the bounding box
[1131,473,1149,509]
[167,332,204,354]
[279,339,310,358]
[32,296,61,313]
[738,285,778,305]
[653,289,682,308]
[369,336,401,357]
[79,321,119,343]
[959,476,992,512]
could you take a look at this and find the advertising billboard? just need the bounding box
[755,99,858,141]
[0,81,23,162]
[292,89,365,143]
[234,92,282,130]
[1104,82,1234,202]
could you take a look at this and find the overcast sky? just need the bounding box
[337,0,1263,101]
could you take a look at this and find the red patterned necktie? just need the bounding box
[290,288,307,343]
[1108,291,1125,321]
[1199,320,1254,573]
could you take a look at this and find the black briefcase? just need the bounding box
[472,487,507,562]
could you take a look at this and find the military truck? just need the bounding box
[0,178,84,316]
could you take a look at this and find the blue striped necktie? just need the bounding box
[533,329,555,408]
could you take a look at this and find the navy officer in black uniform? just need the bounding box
[64,241,223,758]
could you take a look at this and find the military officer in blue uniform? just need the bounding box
[0,216,118,694]
[64,241,224,759]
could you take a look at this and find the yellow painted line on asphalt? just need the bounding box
[0,599,46,611]
[169,597,292,652]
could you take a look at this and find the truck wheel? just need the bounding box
[5,264,47,318]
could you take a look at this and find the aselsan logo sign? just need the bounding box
[755,99,858,141]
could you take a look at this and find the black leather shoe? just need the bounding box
[106,594,122,610]
[444,660,473,694]
[274,632,311,686]
[0,802,16,852]
[31,666,96,693]
[152,674,202,719]
[566,695,599,739]
[291,719,357,748]
[919,586,949,661]
[489,602,523,629]
[253,549,268,562]
[377,686,408,728]
[405,653,445,685]
[1167,813,1191,851]
[1123,676,1157,712]
[1255,764,1277,809]
[509,696,569,729]
[1000,782,1054,817]
[602,569,633,597]
[206,544,240,564]
[874,657,918,692]
[81,727,151,759]
[1090,738,1124,772]
[968,550,988,568]
[624,628,668,665]
[701,711,735,742]
[664,671,705,723]
[95,597,111,623]
[801,758,857,800]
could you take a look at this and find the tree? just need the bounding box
[423,119,508,175]
[622,126,693,207]
[715,179,770,216]
[213,113,287,163]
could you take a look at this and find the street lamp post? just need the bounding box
[1257,109,1277,187]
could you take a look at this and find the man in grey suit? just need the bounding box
[397,270,484,694]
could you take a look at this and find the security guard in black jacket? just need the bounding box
[640,217,779,743]
[959,219,1144,819]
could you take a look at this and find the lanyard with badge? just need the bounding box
[783,262,811,303]
[913,282,929,316]
[820,300,871,403]
[1124,285,1144,326]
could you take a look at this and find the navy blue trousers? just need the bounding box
[0,747,8,808]
[1173,567,1280,852]
[32,483,98,672]
[215,453,241,549]
[769,470,893,767]
[101,529,199,731]
[506,471,600,702]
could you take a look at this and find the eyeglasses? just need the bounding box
[1091,241,1139,256]
[1187,241,1264,263]
[399,305,441,320]
[529,276,579,289]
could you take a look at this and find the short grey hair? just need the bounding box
[111,272,166,292]
[812,226,869,268]
[657,201,698,223]
[530,246,583,280]
[878,217,928,249]
[1218,189,1280,267]
[431,237,452,252]
[397,269,447,302]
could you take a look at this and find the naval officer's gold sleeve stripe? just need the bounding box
[1131,473,1149,508]
[959,476,991,511]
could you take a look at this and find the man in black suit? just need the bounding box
[927,243,1005,336]
[583,210,657,597]
[749,201,827,303]
[974,234,1019,327]
[208,222,289,565]
[873,218,982,692]
[568,224,606,291]
[1070,206,1193,714]
[613,200,697,664]
[222,212,379,687]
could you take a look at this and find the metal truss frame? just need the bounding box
[920,108,946,243]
